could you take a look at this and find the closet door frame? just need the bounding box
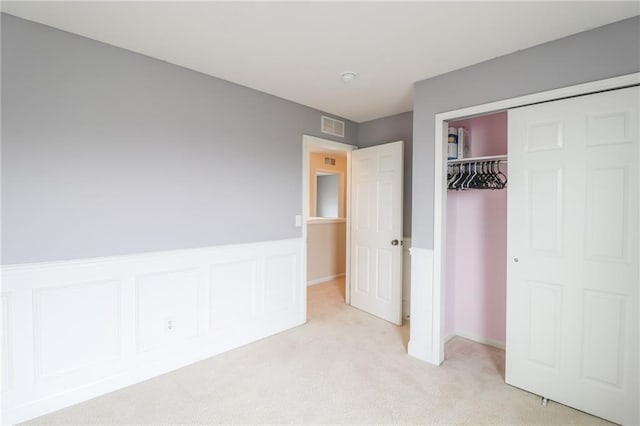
[424,72,640,366]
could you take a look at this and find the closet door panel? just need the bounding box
[506,86,638,426]
[585,166,628,262]
[526,168,563,256]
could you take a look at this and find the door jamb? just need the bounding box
[431,73,640,365]
[302,135,357,316]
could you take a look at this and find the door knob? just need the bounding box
[391,239,399,246]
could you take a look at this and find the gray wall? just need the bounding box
[358,111,413,237]
[412,16,640,249]
[1,14,357,264]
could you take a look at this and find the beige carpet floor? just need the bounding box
[26,278,612,425]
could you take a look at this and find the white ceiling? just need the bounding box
[2,1,638,123]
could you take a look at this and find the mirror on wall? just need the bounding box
[316,172,340,218]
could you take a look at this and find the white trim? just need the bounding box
[402,237,412,320]
[407,247,436,363]
[306,217,347,225]
[303,135,356,152]
[431,72,640,366]
[448,332,506,350]
[302,135,356,309]
[344,146,353,305]
[1,238,303,425]
[307,273,345,286]
[0,239,297,272]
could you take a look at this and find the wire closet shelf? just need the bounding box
[447,154,507,191]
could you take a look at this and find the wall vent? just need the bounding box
[324,157,336,166]
[321,116,345,138]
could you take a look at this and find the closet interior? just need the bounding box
[445,111,508,351]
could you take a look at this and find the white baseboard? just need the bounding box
[307,273,345,286]
[1,238,304,425]
[449,331,505,350]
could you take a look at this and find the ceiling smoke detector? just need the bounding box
[341,71,358,82]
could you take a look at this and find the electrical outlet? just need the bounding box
[165,318,175,332]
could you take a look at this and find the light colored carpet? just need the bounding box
[26,278,611,425]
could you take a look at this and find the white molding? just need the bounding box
[32,279,123,381]
[303,135,357,152]
[307,273,345,286]
[402,237,412,320]
[407,247,437,364]
[2,293,14,392]
[431,72,640,366]
[444,332,456,344]
[451,332,505,350]
[443,332,505,350]
[1,238,303,425]
[0,238,301,273]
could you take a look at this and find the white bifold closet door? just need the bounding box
[506,86,639,425]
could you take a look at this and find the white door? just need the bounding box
[506,86,639,425]
[350,141,404,325]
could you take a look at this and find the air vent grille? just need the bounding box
[324,157,336,166]
[321,116,345,138]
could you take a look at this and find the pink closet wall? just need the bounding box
[445,112,508,346]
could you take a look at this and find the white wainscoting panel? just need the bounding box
[34,280,122,381]
[1,238,303,425]
[2,293,13,392]
[265,254,298,314]
[402,238,412,320]
[210,260,258,330]
[135,268,200,353]
[407,247,436,364]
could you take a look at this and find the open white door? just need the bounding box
[506,86,639,425]
[350,141,403,325]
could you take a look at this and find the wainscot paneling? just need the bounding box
[408,247,436,363]
[135,268,200,353]
[402,238,412,320]
[1,238,303,425]
[2,293,13,392]
[33,279,122,381]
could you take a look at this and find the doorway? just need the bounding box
[303,135,407,327]
[302,135,356,311]
[429,73,639,366]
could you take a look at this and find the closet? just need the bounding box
[444,111,508,348]
[440,85,638,425]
